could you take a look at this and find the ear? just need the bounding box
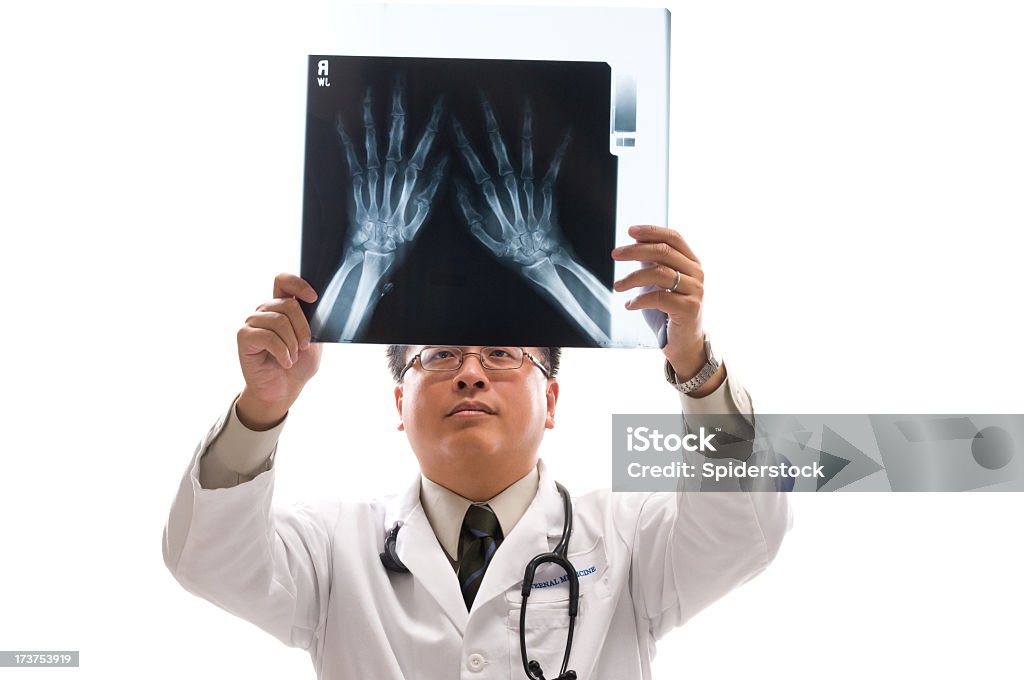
[394,385,405,431]
[544,378,559,429]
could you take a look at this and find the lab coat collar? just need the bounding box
[382,460,564,631]
[384,475,470,634]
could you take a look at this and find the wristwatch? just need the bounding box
[664,335,720,394]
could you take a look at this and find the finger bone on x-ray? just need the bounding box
[312,81,447,341]
[454,97,611,345]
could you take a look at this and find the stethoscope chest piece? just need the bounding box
[379,521,409,573]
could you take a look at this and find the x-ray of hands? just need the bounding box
[453,97,613,345]
[312,82,447,341]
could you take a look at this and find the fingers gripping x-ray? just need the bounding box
[453,98,612,345]
[312,83,447,341]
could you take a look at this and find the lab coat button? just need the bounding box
[467,653,485,672]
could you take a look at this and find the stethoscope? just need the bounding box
[380,482,580,680]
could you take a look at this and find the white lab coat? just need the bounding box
[163,420,790,679]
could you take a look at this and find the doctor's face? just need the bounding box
[394,346,558,487]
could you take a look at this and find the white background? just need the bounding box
[1,0,1022,678]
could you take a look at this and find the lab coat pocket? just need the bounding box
[508,605,571,679]
[505,538,612,676]
[504,536,612,606]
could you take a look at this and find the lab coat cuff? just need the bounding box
[198,396,285,489]
[677,362,757,462]
[677,362,753,417]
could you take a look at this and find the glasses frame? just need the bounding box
[399,346,551,381]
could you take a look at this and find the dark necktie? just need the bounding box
[457,504,504,609]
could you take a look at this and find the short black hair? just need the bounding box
[386,345,561,383]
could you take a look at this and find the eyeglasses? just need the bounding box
[399,346,550,381]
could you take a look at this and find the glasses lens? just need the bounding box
[418,347,527,371]
[481,347,524,369]
[419,347,463,371]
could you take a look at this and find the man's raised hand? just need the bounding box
[236,274,321,430]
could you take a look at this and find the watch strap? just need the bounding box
[664,336,720,394]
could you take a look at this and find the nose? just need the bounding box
[451,352,489,390]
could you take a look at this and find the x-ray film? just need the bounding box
[301,5,670,347]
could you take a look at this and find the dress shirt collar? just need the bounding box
[420,465,540,561]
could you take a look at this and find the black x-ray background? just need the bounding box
[301,55,617,346]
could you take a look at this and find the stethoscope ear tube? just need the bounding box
[553,482,573,558]
[520,482,579,680]
[521,553,581,614]
[520,555,580,679]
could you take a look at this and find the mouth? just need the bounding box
[448,402,496,417]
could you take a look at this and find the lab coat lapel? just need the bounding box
[471,460,564,613]
[384,477,469,634]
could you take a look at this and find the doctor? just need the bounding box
[163,225,790,680]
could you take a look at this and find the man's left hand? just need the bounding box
[611,225,724,397]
